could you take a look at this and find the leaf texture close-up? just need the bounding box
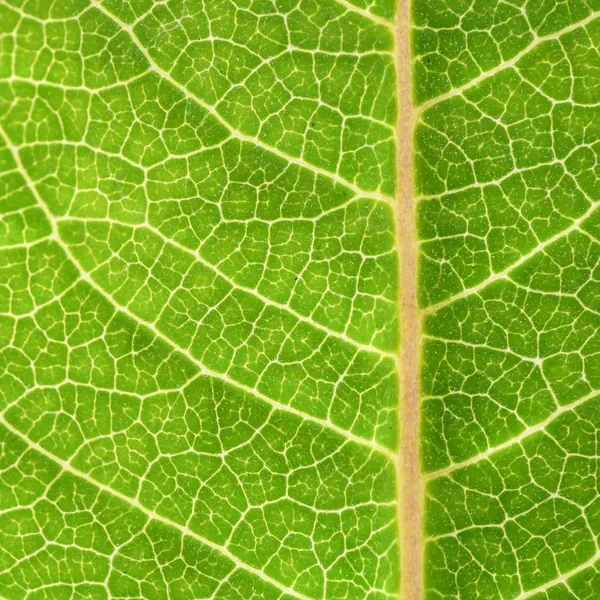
[0,0,598,599]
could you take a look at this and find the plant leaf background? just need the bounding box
[1,0,600,599]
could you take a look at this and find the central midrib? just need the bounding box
[395,1,424,599]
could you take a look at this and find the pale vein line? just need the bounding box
[415,153,578,203]
[57,216,397,359]
[89,0,393,204]
[417,9,600,112]
[331,0,395,29]
[0,127,396,462]
[424,333,542,363]
[0,235,53,250]
[0,417,315,600]
[423,198,600,314]
[426,389,599,480]
[516,549,600,600]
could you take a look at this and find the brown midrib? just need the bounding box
[395,1,423,599]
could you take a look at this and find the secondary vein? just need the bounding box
[56,215,398,360]
[89,0,394,205]
[417,9,600,112]
[423,198,600,314]
[0,417,316,600]
[426,389,600,480]
[0,124,397,463]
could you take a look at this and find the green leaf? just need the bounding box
[417,1,600,598]
[2,0,600,599]
[0,1,398,599]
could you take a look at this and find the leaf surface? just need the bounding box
[416,1,600,598]
[2,0,600,599]
[0,1,399,598]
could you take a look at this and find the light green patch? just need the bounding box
[0,0,398,598]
